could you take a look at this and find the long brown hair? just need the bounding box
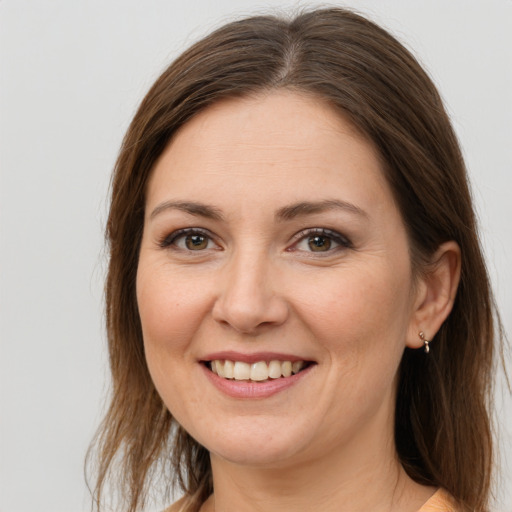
[88,8,502,512]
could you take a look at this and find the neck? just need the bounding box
[204,407,434,512]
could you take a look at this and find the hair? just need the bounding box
[87,7,503,512]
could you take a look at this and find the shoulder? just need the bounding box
[163,493,211,512]
[418,488,459,512]
[163,496,189,512]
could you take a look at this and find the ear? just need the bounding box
[406,241,461,349]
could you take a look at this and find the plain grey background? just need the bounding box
[1,1,510,511]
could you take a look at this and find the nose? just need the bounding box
[211,249,289,335]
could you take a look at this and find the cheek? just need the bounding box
[294,264,411,337]
[136,264,212,417]
[292,263,412,427]
[136,264,209,355]
[289,260,413,399]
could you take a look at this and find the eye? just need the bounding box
[159,228,218,251]
[305,235,333,252]
[291,228,351,254]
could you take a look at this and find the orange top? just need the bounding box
[167,488,458,512]
[418,488,458,511]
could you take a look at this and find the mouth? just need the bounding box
[204,359,314,383]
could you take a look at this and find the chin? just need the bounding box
[189,416,316,468]
[210,442,305,469]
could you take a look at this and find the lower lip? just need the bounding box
[202,363,314,399]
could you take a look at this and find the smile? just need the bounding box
[207,360,310,382]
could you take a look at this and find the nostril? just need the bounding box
[212,294,289,334]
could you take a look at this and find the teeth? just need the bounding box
[292,361,304,374]
[233,361,251,380]
[250,361,268,381]
[268,360,282,379]
[215,360,225,378]
[281,361,292,377]
[209,359,307,381]
[224,360,234,379]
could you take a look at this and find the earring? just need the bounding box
[419,331,430,354]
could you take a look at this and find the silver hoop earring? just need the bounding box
[419,331,430,354]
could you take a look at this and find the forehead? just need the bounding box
[146,91,393,218]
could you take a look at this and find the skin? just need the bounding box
[137,91,461,512]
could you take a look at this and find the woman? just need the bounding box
[89,8,502,512]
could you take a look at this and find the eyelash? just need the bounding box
[159,228,216,250]
[289,228,352,254]
[158,227,352,254]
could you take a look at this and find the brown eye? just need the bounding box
[291,228,351,255]
[185,234,209,250]
[308,235,332,252]
[160,229,217,251]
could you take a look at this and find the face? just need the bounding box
[136,91,421,469]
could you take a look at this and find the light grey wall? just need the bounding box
[1,1,510,511]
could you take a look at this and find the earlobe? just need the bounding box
[406,241,461,350]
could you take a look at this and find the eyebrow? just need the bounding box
[150,201,224,221]
[275,199,368,221]
[149,198,368,222]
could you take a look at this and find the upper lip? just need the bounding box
[201,351,314,364]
